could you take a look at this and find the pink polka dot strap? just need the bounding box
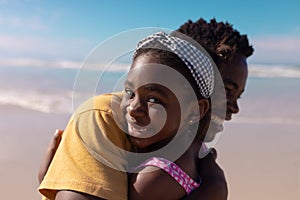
[135,157,201,194]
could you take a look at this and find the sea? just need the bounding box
[1,63,300,123]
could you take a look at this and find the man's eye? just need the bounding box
[225,87,231,92]
[225,87,234,96]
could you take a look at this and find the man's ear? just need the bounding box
[188,99,210,124]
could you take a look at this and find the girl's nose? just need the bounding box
[128,97,150,126]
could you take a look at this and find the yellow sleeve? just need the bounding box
[39,93,131,200]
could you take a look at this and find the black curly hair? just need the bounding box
[176,18,254,65]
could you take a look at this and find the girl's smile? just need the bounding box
[125,111,156,139]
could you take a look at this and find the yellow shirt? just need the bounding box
[39,93,132,200]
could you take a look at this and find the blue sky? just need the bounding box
[1,0,300,67]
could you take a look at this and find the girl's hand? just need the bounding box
[38,129,63,183]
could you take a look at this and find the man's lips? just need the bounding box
[211,114,224,132]
[225,111,232,121]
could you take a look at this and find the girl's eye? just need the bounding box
[125,89,134,98]
[147,97,161,104]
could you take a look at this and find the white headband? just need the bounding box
[134,32,214,98]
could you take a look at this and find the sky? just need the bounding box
[1,0,300,68]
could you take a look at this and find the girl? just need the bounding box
[124,32,215,199]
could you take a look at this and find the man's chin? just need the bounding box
[203,120,224,142]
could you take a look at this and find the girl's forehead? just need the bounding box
[127,63,183,88]
[126,63,198,103]
[130,53,182,83]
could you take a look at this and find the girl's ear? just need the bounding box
[188,99,209,124]
[198,99,210,120]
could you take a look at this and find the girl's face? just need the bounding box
[120,54,193,152]
[219,53,248,121]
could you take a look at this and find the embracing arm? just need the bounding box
[182,178,227,200]
[38,129,63,184]
[182,149,228,200]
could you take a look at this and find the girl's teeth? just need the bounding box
[130,124,148,132]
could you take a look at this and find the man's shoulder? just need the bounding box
[73,92,124,116]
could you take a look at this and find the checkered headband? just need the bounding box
[134,32,214,98]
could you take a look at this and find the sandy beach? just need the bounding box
[0,105,70,200]
[217,121,300,200]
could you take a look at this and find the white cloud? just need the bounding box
[0,15,48,31]
[248,63,300,78]
[250,36,300,64]
[0,57,130,71]
[0,33,92,59]
[0,57,80,68]
[0,31,132,68]
[0,34,39,52]
[2,32,300,68]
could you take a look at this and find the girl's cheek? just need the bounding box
[148,104,167,130]
[120,98,129,111]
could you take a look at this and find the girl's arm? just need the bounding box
[129,165,187,200]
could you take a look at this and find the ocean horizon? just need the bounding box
[1,63,300,123]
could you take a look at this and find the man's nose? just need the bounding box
[228,99,239,114]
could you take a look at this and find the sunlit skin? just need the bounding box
[126,53,249,199]
[201,53,248,142]
[120,54,202,152]
[122,82,181,152]
[123,53,216,200]
[116,52,248,148]
[219,53,248,121]
[38,52,249,169]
